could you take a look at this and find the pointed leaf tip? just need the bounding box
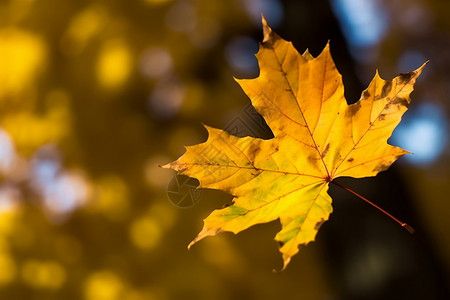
[302,49,314,60]
[187,239,195,250]
[160,162,171,169]
[319,41,331,57]
[187,232,204,250]
[416,60,428,74]
[188,226,223,250]
[282,256,291,271]
[261,15,272,43]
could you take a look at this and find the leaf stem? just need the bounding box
[331,180,415,234]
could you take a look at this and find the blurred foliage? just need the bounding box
[0,0,448,299]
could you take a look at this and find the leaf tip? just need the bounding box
[163,160,188,173]
[201,123,217,136]
[160,162,171,169]
[200,123,216,135]
[302,48,314,60]
[187,239,196,250]
[272,254,291,272]
[261,14,272,43]
[188,226,223,250]
[188,232,203,250]
[415,60,429,76]
[281,256,291,271]
[317,41,334,62]
[374,69,382,81]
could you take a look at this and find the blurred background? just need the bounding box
[0,0,449,299]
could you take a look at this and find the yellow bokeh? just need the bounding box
[89,175,130,221]
[2,110,70,155]
[129,217,161,250]
[84,271,125,300]
[0,28,46,96]
[61,4,108,56]
[22,260,66,289]
[96,40,133,89]
[147,202,177,230]
[0,88,71,154]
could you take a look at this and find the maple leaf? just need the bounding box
[163,17,426,269]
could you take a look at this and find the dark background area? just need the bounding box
[0,0,448,299]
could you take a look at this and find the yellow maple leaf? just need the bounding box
[164,17,426,269]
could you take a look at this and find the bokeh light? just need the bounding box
[22,259,66,289]
[0,128,17,174]
[89,175,130,221]
[129,216,161,250]
[139,47,173,79]
[0,28,46,96]
[225,36,259,76]
[331,0,388,61]
[148,78,185,119]
[391,102,448,165]
[242,0,284,28]
[60,4,108,57]
[397,51,428,73]
[97,40,133,89]
[0,185,20,213]
[30,145,89,221]
[84,271,125,300]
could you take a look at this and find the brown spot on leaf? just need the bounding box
[380,80,392,98]
[397,72,414,84]
[392,97,409,108]
[321,144,330,158]
[347,158,354,162]
[307,155,320,163]
[348,101,361,116]
[372,163,390,172]
[363,90,371,99]
[247,143,261,157]
[314,219,325,230]
[378,114,386,121]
